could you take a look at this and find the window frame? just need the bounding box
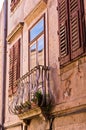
[28,14,46,71]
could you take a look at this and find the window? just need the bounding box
[10,0,20,11]
[58,0,85,66]
[9,39,20,96]
[29,16,45,70]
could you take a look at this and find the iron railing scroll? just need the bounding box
[8,65,51,115]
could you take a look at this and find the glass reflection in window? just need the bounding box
[38,35,44,52]
[29,16,45,70]
[38,35,44,65]
[30,42,36,69]
[30,18,44,42]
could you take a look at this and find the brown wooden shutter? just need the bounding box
[16,39,20,80]
[69,0,85,59]
[58,0,70,65]
[9,47,14,97]
[13,39,20,94]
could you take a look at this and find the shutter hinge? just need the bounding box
[56,6,58,11]
[57,30,59,35]
[58,57,60,62]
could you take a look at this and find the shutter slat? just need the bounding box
[58,0,70,65]
[9,39,20,96]
[13,39,20,94]
[69,0,84,59]
[70,0,78,12]
[9,47,14,97]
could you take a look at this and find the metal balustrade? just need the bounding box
[8,65,51,115]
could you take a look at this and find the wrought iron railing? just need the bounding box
[9,65,51,115]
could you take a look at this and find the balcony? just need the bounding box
[9,65,52,120]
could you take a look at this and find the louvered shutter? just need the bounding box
[69,0,85,59]
[9,47,14,97]
[58,0,70,65]
[13,39,20,93]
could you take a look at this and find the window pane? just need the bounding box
[30,18,44,41]
[38,35,44,65]
[38,35,44,52]
[30,42,36,70]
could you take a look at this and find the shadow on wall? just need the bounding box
[50,64,60,105]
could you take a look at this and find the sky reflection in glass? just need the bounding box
[38,36,44,52]
[30,18,44,41]
[30,43,36,52]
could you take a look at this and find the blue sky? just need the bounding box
[0,0,4,12]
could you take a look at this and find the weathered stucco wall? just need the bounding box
[8,0,44,35]
[5,0,86,130]
[53,112,86,130]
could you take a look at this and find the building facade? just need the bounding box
[0,0,86,130]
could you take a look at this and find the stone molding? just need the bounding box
[24,0,47,25]
[7,22,24,43]
[51,96,86,117]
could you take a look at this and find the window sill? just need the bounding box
[60,53,86,74]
